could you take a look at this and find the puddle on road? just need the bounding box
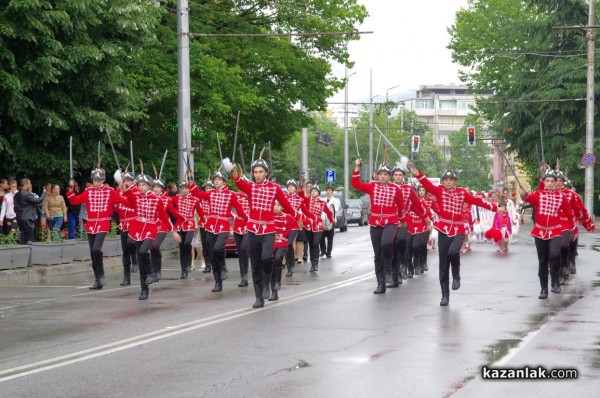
[482,339,522,364]
[269,360,310,376]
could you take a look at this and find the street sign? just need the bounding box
[581,152,596,167]
[325,169,336,183]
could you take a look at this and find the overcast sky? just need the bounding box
[329,0,470,103]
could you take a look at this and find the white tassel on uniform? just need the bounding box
[114,169,123,184]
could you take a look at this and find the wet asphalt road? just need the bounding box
[1,223,599,397]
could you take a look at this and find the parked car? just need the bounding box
[346,199,369,226]
[320,191,349,232]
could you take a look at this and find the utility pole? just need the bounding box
[300,104,309,183]
[344,67,350,200]
[585,0,596,216]
[177,0,192,182]
[369,69,374,180]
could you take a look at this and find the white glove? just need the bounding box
[114,168,123,185]
[222,157,234,172]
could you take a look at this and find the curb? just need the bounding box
[0,249,179,286]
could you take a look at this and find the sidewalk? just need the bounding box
[0,247,180,286]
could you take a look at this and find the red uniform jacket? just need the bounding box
[407,196,432,234]
[190,184,247,234]
[351,170,404,227]
[274,212,296,250]
[156,192,183,233]
[125,189,174,241]
[67,186,128,234]
[233,192,250,235]
[416,171,497,237]
[523,188,575,239]
[233,177,298,235]
[285,192,313,231]
[115,193,136,233]
[172,194,203,232]
[303,196,334,232]
[394,183,427,224]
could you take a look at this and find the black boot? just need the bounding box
[89,279,102,290]
[551,281,561,294]
[538,288,548,299]
[440,283,450,306]
[120,264,131,286]
[269,266,282,301]
[309,264,316,272]
[285,264,293,277]
[144,274,154,286]
[131,261,139,273]
[238,263,249,286]
[252,282,264,308]
[202,264,212,273]
[139,288,149,300]
[406,262,414,278]
[414,254,423,275]
[262,274,271,299]
[386,266,399,288]
[238,278,248,287]
[221,267,229,280]
[211,281,223,292]
[452,277,461,290]
[180,269,188,279]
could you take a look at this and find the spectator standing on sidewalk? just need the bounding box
[13,178,46,245]
[1,179,19,236]
[45,184,67,233]
[0,179,8,202]
[320,186,339,258]
[66,181,81,239]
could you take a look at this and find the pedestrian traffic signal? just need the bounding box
[412,135,420,153]
[467,126,476,147]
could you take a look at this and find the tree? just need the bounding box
[448,0,600,201]
[448,121,493,191]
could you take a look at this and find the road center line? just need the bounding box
[0,271,374,383]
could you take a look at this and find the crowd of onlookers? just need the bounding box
[1,177,183,246]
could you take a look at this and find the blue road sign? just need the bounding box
[325,169,336,183]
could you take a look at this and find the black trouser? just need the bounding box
[134,238,153,289]
[2,217,18,236]
[370,224,398,285]
[150,232,167,274]
[200,228,212,269]
[121,231,137,267]
[17,219,35,245]
[411,231,429,270]
[319,228,334,256]
[393,225,409,276]
[234,232,250,281]
[568,237,578,268]
[437,232,464,291]
[249,232,275,296]
[88,232,106,279]
[178,230,194,272]
[306,229,324,267]
[559,230,573,276]
[285,229,299,271]
[271,247,286,289]
[207,231,228,282]
[534,236,561,289]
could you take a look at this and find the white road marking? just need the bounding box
[0,271,374,383]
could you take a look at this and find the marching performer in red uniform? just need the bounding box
[198,179,215,274]
[352,158,404,294]
[551,169,595,283]
[391,161,427,283]
[151,176,182,282]
[124,171,181,300]
[233,178,251,287]
[114,170,138,286]
[520,169,574,299]
[268,201,297,301]
[283,179,312,277]
[190,170,247,292]
[173,181,203,280]
[408,163,497,306]
[406,184,433,276]
[223,154,300,308]
[302,185,334,273]
[564,179,594,274]
[67,167,129,290]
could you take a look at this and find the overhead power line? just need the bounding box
[189,30,372,38]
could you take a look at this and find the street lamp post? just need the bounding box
[344,68,357,200]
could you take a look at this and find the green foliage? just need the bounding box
[107,221,118,238]
[77,226,88,241]
[0,230,19,246]
[448,119,493,191]
[49,227,65,243]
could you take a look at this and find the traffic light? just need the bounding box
[411,135,420,153]
[467,126,476,147]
